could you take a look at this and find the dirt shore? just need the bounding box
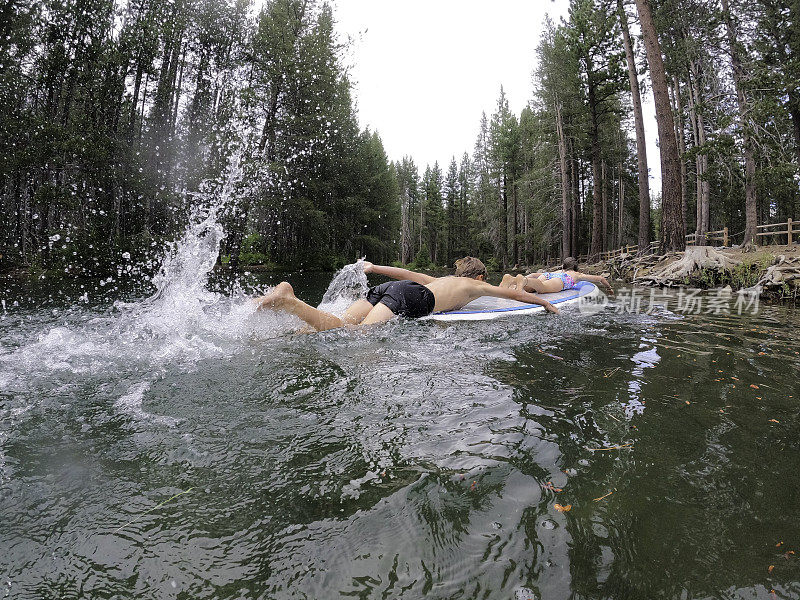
[575,245,800,301]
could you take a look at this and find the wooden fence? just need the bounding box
[571,219,796,265]
[756,219,797,245]
[686,227,728,246]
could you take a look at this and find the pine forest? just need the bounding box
[1,0,798,275]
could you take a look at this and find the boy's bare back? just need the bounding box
[424,276,493,312]
[424,276,558,314]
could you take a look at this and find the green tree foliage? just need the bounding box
[421,163,444,265]
[0,0,401,274]
[400,0,798,266]
[3,0,798,276]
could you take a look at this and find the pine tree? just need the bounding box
[443,158,459,266]
[567,0,626,256]
[618,0,651,252]
[635,0,685,252]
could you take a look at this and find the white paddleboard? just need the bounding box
[426,281,604,322]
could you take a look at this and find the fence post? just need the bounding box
[723,226,728,246]
[789,218,793,246]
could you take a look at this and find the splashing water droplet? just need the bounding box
[318,259,368,316]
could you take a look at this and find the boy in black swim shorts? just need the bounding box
[365,280,435,319]
[255,256,557,331]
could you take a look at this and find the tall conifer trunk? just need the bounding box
[721,0,757,248]
[688,60,709,243]
[512,176,518,266]
[601,159,609,251]
[570,144,580,257]
[618,0,651,252]
[588,75,603,257]
[555,102,571,259]
[635,0,684,252]
[671,76,688,233]
[790,97,800,204]
[501,173,508,267]
[618,166,625,248]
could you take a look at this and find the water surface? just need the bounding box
[1,223,799,599]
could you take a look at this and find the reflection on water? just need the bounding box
[1,214,799,598]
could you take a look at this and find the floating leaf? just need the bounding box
[554,503,571,512]
[768,565,774,574]
[594,489,615,502]
[750,384,759,389]
[769,419,780,424]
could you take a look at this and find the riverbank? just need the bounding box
[578,245,800,302]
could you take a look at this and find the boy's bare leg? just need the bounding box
[514,274,527,291]
[360,302,397,326]
[341,299,373,325]
[255,282,343,331]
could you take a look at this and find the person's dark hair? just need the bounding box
[454,256,488,279]
[563,257,578,271]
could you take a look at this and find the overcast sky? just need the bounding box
[331,0,661,191]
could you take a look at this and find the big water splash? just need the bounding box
[0,195,368,393]
[0,183,374,477]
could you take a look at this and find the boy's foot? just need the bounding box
[256,281,295,310]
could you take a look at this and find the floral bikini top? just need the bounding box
[544,271,577,290]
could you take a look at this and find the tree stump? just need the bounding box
[640,246,741,286]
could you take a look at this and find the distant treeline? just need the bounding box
[1,0,798,275]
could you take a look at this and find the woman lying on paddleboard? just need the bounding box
[500,257,615,296]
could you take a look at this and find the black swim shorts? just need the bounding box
[365,280,435,318]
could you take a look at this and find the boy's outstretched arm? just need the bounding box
[361,261,436,285]
[479,282,560,314]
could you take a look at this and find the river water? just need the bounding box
[1,211,799,599]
